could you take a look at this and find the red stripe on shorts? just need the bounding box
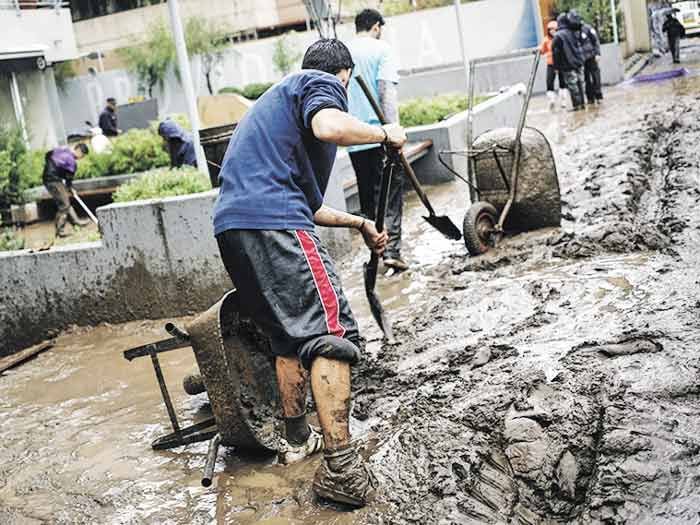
[295,230,346,338]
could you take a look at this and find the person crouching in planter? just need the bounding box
[158,119,197,168]
[42,143,90,238]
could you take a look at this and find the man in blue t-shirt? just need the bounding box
[213,39,406,507]
[347,9,407,271]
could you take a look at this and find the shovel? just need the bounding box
[355,76,462,241]
[71,188,99,225]
[364,150,397,341]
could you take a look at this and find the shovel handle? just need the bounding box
[354,76,436,216]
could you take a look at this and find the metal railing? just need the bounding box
[0,0,68,11]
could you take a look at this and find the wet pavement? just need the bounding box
[3,41,700,524]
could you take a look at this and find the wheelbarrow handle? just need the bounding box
[354,76,436,216]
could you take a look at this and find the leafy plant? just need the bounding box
[552,0,623,44]
[113,166,211,202]
[118,19,175,98]
[0,218,24,252]
[0,126,29,209]
[272,31,302,76]
[185,16,229,95]
[53,61,77,93]
[218,82,273,100]
[399,94,488,127]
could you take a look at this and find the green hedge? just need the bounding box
[0,226,24,251]
[113,166,211,203]
[399,94,488,128]
[219,82,274,100]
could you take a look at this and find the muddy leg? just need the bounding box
[310,356,351,450]
[276,356,311,444]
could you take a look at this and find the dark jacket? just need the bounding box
[663,16,686,39]
[43,147,77,185]
[158,120,197,168]
[98,106,119,136]
[580,24,601,61]
[552,13,584,71]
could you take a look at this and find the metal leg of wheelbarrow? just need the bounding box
[494,49,542,243]
[122,323,219,451]
[202,433,222,487]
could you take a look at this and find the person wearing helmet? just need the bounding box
[540,20,567,111]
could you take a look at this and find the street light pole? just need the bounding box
[610,0,619,44]
[166,0,208,175]
[453,0,470,94]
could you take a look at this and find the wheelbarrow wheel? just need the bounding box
[463,201,498,256]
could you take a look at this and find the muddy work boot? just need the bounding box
[55,211,71,237]
[313,445,376,508]
[278,425,324,465]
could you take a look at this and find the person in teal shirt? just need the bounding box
[347,8,408,271]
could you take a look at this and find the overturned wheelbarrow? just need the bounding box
[123,290,281,486]
[440,49,561,256]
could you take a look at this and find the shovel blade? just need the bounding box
[363,261,394,341]
[423,215,462,240]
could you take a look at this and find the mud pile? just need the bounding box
[347,94,700,524]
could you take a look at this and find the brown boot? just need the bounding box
[313,444,375,507]
[55,211,71,237]
[68,207,91,227]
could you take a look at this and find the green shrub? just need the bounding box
[0,126,28,208]
[113,166,211,203]
[399,94,488,127]
[218,82,274,100]
[75,128,170,181]
[0,223,24,251]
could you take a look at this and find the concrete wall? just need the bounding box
[73,0,308,54]
[620,0,652,54]
[1,186,349,356]
[406,84,526,186]
[399,43,625,100]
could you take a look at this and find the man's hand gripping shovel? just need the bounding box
[363,146,399,343]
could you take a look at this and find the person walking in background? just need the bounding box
[98,97,121,137]
[158,119,197,168]
[663,11,686,63]
[553,12,585,111]
[580,18,603,105]
[540,20,567,111]
[42,143,90,237]
[347,8,408,272]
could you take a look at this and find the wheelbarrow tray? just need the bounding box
[186,289,280,454]
[470,126,561,232]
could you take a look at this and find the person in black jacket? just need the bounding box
[552,12,585,110]
[580,19,603,104]
[98,98,121,137]
[663,12,686,63]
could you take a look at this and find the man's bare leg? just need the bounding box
[310,356,374,507]
[276,356,311,444]
[310,356,351,450]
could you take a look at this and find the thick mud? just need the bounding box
[3,45,700,523]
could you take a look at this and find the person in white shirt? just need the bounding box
[347,9,408,272]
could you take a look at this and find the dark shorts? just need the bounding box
[216,229,361,368]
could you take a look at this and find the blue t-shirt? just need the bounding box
[213,70,348,234]
[347,36,399,153]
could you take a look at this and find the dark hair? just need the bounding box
[75,143,89,155]
[355,8,384,32]
[301,39,354,75]
[106,97,116,104]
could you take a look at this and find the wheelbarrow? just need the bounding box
[123,290,281,487]
[440,49,561,256]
